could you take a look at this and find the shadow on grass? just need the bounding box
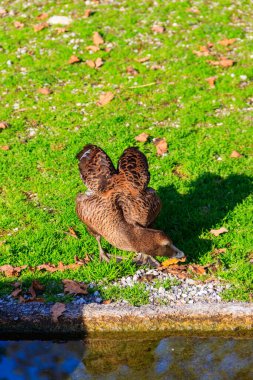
[156,173,253,261]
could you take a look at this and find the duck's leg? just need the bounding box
[134,253,160,268]
[96,235,110,263]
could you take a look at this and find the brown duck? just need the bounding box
[76,144,185,264]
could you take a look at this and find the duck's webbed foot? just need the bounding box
[96,236,110,263]
[133,253,160,268]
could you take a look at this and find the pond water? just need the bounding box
[0,335,252,380]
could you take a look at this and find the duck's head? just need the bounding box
[153,232,185,259]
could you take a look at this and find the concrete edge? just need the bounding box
[0,301,252,337]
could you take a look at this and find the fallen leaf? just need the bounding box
[93,31,104,46]
[68,55,81,64]
[56,27,67,34]
[172,165,188,179]
[67,227,78,239]
[14,21,24,29]
[187,7,200,14]
[12,281,21,288]
[63,279,88,295]
[151,64,162,70]
[211,248,226,257]
[33,22,49,32]
[0,121,9,129]
[210,227,228,237]
[208,58,234,67]
[135,132,149,142]
[11,288,22,298]
[85,45,100,52]
[151,25,165,33]
[0,264,27,277]
[218,38,236,46]
[37,13,48,20]
[230,150,243,158]
[249,252,253,264]
[161,257,186,267]
[1,145,10,151]
[97,92,114,106]
[126,66,138,76]
[188,264,206,275]
[136,56,150,63]
[83,9,92,18]
[36,263,57,273]
[28,283,36,299]
[193,44,213,57]
[95,57,103,68]
[37,87,52,95]
[74,255,90,264]
[153,137,168,156]
[206,76,217,88]
[32,280,45,291]
[102,299,112,304]
[51,302,66,322]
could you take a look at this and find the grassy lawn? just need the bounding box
[0,0,252,303]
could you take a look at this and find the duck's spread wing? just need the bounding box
[77,144,116,192]
[118,147,150,190]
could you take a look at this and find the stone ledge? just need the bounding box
[0,301,252,337]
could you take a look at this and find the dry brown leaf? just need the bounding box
[97,92,114,106]
[193,44,213,57]
[210,227,228,237]
[136,56,150,63]
[151,25,165,33]
[151,64,162,70]
[74,255,90,264]
[153,137,168,156]
[218,38,236,46]
[85,45,100,52]
[33,22,48,32]
[0,9,7,17]
[187,7,200,14]
[230,150,243,158]
[32,280,45,291]
[51,302,66,322]
[211,248,226,257]
[172,165,188,179]
[206,76,217,88]
[161,257,186,268]
[1,145,10,151]
[28,283,36,299]
[208,58,234,67]
[56,27,67,34]
[63,279,88,295]
[126,66,138,76]
[0,264,27,277]
[68,55,81,64]
[14,21,24,29]
[36,263,57,272]
[37,87,52,95]
[135,132,149,143]
[86,59,96,68]
[93,31,104,46]
[188,264,206,275]
[0,121,9,130]
[95,57,103,68]
[83,9,92,18]
[11,288,22,298]
[67,227,78,239]
[102,299,112,304]
[37,13,48,20]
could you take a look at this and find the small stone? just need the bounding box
[48,16,72,25]
[95,297,102,303]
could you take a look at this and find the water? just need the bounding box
[0,335,252,380]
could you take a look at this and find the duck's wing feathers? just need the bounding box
[118,147,150,190]
[77,144,116,192]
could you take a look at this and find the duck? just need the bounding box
[76,144,185,265]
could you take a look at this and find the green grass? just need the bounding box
[0,0,252,303]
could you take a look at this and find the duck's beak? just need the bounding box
[171,244,185,259]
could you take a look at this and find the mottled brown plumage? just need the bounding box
[76,144,184,263]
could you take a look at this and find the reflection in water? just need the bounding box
[0,336,252,380]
